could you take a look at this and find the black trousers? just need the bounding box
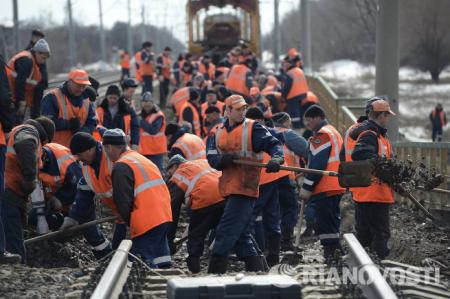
[187,201,226,257]
[355,202,390,259]
[159,78,170,108]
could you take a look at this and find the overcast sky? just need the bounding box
[0,0,298,43]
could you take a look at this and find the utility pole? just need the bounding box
[141,2,146,42]
[13,0,19,53]
[273,0,280,66]
[67,0,76,68]
[127,0,133,57]
[98,0,106,64]
[300,0,312,73]
[375,0,399,141]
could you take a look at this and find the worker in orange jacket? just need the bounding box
[350,99,396,259]
[156,47,172,108]
[103,129,172,268]
[430,103,447,142]
[178,89,203,137]
[165,123,206,160]
[166,155,225,273]
[299,105,345,261]
[140,41,155,94]
[120,50,131,81]
[225,57,253,98]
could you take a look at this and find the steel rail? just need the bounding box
[343,233,398,299]
[91,240,133,299]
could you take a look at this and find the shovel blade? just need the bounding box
[338,160,374,188]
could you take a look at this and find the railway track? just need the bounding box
[70,234,449,299]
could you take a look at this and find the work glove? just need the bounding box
[59,217,78,230]
[48,196,63,212]
[22,180,37,195]
[299,188,312,202]
[266,156,284,173]
[69,118,81,134]
[219,153,238,169]
[16,101,27,117]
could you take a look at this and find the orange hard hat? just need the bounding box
[225,95,247,109]
[371,99,396,115]
[68,69,91,85]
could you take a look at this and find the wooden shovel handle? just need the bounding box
[233,160,340,177]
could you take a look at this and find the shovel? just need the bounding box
[233,160,374,188]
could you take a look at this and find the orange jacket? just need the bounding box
[286,67,308,100]
[312,124,345,195]
[170,159,224,210]
[215,119,263,198]
[5,124,42,197]
[276,126,301,180]
[172,133,206,160]
[179,101,202,137]
[39,143,77,197]
[116,150,172,238]
[301,91,319,106]
[50,88,91,147]
[351,131,394,204]
[140,51,155,76]
[198,62,216,80]
[0,123,5,146]
[7,50,42,107]
[120,52,130,69]
[134,51,142,82]
[138,110,167,155]
[225,64,251,96]
[158,55,172,79]
[170,87,190,118]
[259,152,290,185]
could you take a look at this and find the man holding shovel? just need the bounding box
[299,105,345,261]
[350,99,396,259]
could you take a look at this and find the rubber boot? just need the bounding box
[244,255,266,272]
[208,256,228,274]
[301,221,314,237]
[187,256,201,273]
[0,251,21,264]
[281,227,294,251]
[265,237,281,267]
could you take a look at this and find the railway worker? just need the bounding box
[201,89,224,132]
[287,48,303,69]
[134,47,143,83]
[169,87,199,120]
[41,69,96,147]
[181,53,196,86]
[172,54,185,87]
[350,99,396,259]
[119,50,131,81]
[298,105,345,261]
[217,49,238,69]
[245,107,289,267]
[138,92,167,172]
[271,112,309,250]
[191,74,208,103]
[103,129,172,268]
[156,46,172,108]
[203,106,224,142]
[281,57,309,129]
[205,95,284,274]
[198,54,216,81]
[140,41,155,94]
[165,123,206,161]
[94,84,140,150]
[166,155,225,273]
[178,87,203,137]
[0,117,55,263]
[215,66,230,85]
[29,142,82,230]
[225,54,253,99]
[120,78,138,110]
[7,38,50,123]
[430,103,447,142]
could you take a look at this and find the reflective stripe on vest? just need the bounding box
[121,155,165,196]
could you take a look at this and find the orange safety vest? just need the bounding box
[179,101,201,137]
[140,51,155,76]
[203,122,222,143]
[431,110,447,126]
[201,101,225,119]
[50,88,91,147]
[158,55,172,79]
[351,131,394,204]
[225,64,250,96]
[6,50,42,107]
[134,51,142,82]
[116,150,172,238]
[120,53,130,69]
[259,152,290,185]
[170,87,190,118]
[276,127,301,180]
[343,122,363,162]
[39,143,77,197]
[286,67,308,100]
[94,107,131,142]
[301,91,319,106]
[215,119,263,198]
[5,124,43,197]
[170,159,224,210]
[138,110,167,155]
[172,133,206,160]
[198,62,215,80]
[311,124,345,195]
[0,122,5,146]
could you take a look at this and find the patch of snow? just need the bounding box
[399,126,431,142]
[317,60,375,80]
